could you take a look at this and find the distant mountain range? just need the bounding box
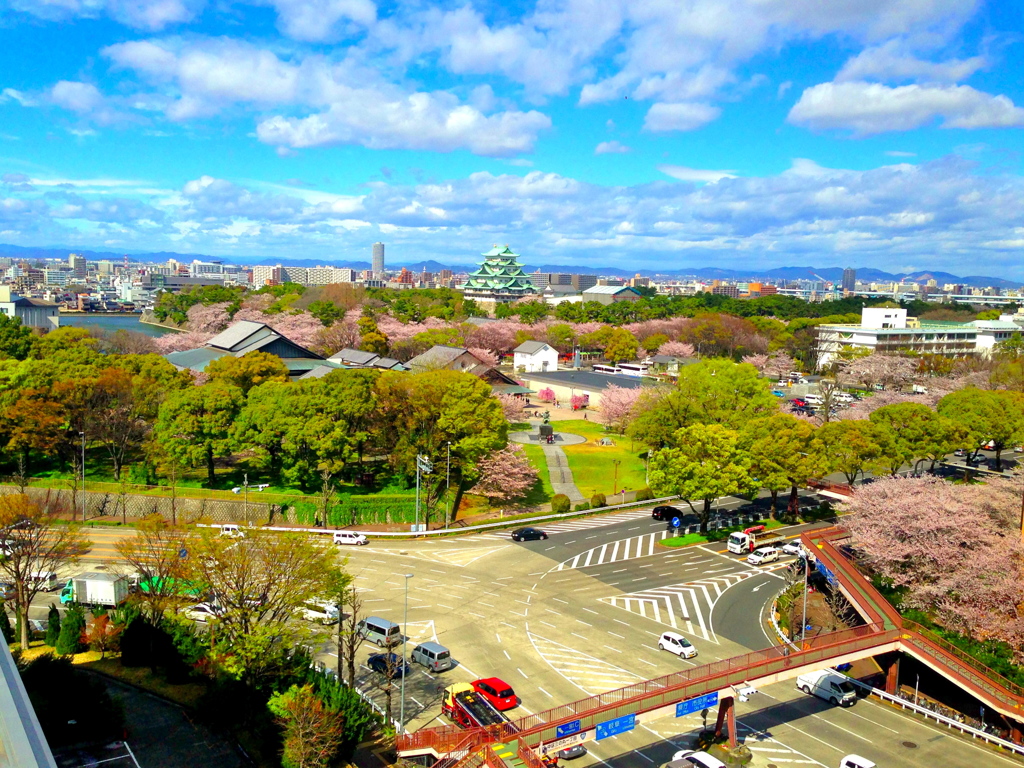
[0,243,1017,289]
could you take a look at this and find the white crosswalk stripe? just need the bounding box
[599,571,759,643]
[490,509,655,538]
[555,529,673,569]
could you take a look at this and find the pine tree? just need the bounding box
[44,604,61,647]
[55,605,86,655]
[0,602,14,645]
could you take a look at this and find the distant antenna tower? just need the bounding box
[123,253,129,270]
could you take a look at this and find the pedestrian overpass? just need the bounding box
[397,527,1024,768]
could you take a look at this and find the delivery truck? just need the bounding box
[727,525,785,555]
[60,572,131,608]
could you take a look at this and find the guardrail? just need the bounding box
[848,678,1024,756]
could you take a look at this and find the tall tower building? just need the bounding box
[842,267,856,293]
[372,242,385,276]
[68,253,87,280]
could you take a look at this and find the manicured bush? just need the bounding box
[55,605,87,656]
[635,487,654,502]
[551,494,571,514]
[591,493,606,508]
[44,604,61,647]
[574,502,591,512]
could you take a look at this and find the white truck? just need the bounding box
[727,525,785,555]
[60,572,131,608]
[796,669,858,707]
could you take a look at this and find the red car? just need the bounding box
[790,398,807,407]
[472,678,518,711]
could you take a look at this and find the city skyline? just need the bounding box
[1,1,1023,277]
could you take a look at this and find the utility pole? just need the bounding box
[243,473,249,526]
[79,431,86,521]
[400,573,413,732]
[415,455,433,531]
[612,459,620,495]
[800,554,810,647]
[445,442,452,529]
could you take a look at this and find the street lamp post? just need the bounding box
[414,455,433,531]
[800,553,810,647]
[79,431,86,521]
[445,442,452,528]
[612,459,620,495]
[399,573,413,732]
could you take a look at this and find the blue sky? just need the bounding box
[1,0,1023,277]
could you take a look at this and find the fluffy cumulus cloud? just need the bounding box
[4,157,1024,279]
[788,82,1024,134]
[9,0,205,29]
[643,102,721,132]
[594,140,630,154]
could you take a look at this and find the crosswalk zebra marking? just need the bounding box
[492,509,655,539]
[599,571,761,644]
[555,529,672,570]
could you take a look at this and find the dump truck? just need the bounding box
[442,683,510,729]
[60,572,131,608]
[727,525,786,555]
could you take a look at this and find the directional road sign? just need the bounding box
[596,714,635,740]
[676,691,718,717]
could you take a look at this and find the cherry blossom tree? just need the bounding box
[469,444,539,504]
[741,353,770,371]
[840,353,919,391]
[599,385,644,433]
[537,387,556,403]
[762,352,798,381]
[570,394,588,410]
[656,341,695,358]
[468,347,499,367]
[185,302,232,334]
[495,393,528,422]
[153,330,215,353]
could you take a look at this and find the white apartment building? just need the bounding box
[190,260,225,279]
[43,269,69,286]
[251,264,357,287]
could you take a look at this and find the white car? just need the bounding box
[298,599,340,624]
[781,541,805,557]
[670,750,726,768]
[333,531,369,546]
[658,631,698,659]
[219,524,245,538]
[747,547,780,565]
[185,602,223,622]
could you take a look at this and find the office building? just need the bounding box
[68,253,87,279]
[842,268,856,293]
[372,242,385,276]
[571,274,598,291]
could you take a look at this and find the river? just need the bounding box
[58,314,175,337]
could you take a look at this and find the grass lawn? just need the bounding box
[518,444,554,505]
[550,421,648,498]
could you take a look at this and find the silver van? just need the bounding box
[411,641,452,672]
[357,616,402,647]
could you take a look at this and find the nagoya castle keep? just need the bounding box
[461,245,536,307]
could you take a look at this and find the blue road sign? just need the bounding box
[178,548,188,559]
[815,559,837,585]
[671,517,682,528]
[676,691,718,717]
[556,720,581,739]
[596,714,635,740]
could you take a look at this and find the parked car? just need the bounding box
[953,448,966,457]
[652,505,683,521]
[557,744,587,760]
[185,602,223,622]
[770,390,786,397]
[839,756,875,768]
[511,527,548,542]
[298,599,339,624]
[333,531,369,546]
[781,541,805,557]
[472,678,518,710]
[219,524,245,538]
[367,653,410,679]
[790,398,807,407]
[658,631,698,659]
[670,750,727,768]
[747,547,780,565]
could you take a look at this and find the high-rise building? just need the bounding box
[372,242,385,276]
[68,253,87,279]
[842,267,856,293]
[570,274,598,291]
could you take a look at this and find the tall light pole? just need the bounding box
[243,473,249,526]
[399,573,413,731]
[612,459,620,495]
[79,431,86,521]
[415,455,432,531]
[445,442,452,529]
[800,552,810,647]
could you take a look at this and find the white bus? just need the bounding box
[617,362,651,378]
[593,364,623,375]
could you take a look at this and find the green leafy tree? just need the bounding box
[205,351,290,395]
[307,300,345,327]
[233,381,296,481]
[743,414,826,516]
[937,388,1024,469]
[641,333,670,354]
[869,403,962,473]
[629,359,778,448]
[648,423,755,533]
[45,604,61,647]
[816,420,886,484]
[56,604,87,655]
[604,328,640,363]
[0,315,34,360]
[154,382,244,486]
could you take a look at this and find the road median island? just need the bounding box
[658,518,792,549]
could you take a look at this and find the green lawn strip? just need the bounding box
[518,444,554,502]
[660,518,786,547]
[561,443,647,498]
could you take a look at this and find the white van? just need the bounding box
[797,669,857,706]
[219,524,245,538]
[357,616,402,647]
[298,599,340,625]
[803,394,823,406]
[28,571,59,591]
[411,641,452,671]
[333,531,369,546]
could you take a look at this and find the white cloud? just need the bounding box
[0,88,35,106]
[258,0,376,42]
[49,81,105,113]
[778,81,793,99]
[658,165,736,182]
[9,0,204,30]
[788,81,1024,134]
[837,41,986,84]
[885,150,917,157]
[643,102,720,132]
[595,141,630,154]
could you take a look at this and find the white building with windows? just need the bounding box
[513,340,559,373]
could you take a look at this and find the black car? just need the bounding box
[652,505,682,521]
[511,527,548,542]
[367,653,409,679]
